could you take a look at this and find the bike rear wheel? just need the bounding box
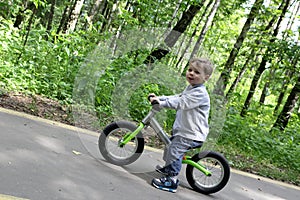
[186,151,230,194]
[98,121,144,165]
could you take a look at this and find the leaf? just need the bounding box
[65,47,70,56]
[72,150,81,155]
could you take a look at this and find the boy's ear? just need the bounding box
[205,74,211,81]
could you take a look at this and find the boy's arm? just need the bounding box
[148,93,181,109]
[157,95,180,109]
[178,87,210,110]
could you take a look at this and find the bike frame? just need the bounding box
[118,105,212,176]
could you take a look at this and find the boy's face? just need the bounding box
[186,64,209,86]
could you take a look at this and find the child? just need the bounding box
[149,58,214,193]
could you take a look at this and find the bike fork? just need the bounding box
[118,122,144,147]
[183,156,212,176]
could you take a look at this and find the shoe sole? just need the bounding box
[152,181,177,193]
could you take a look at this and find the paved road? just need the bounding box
[0,107,299,200]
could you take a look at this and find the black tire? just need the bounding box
[98,121,144,165]
[186,151,230,194]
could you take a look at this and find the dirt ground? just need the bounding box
[0,92,74,126]
[0,91,161,147]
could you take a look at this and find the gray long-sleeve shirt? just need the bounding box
[158,84,210,141]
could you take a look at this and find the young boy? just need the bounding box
[149,58,214,193]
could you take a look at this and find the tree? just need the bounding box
[13,1,36,28]
[23,5,37,47]
[175,0,214,72]
[166,0,183,29]
[45,0,56,40]
[86,0,104,27]
[225,56,252,100]
[144,1,205,64]
[190,0,220,59]
[272,74,300,131]
[100,0,115,32]
[215,0,264,96]
[240,0,292,117]
[225,1,282,100]
[283,0,300,39]
[259,68,275,104]
[56,2,71,34]
[274,70,295,114]
[66,0,85,33]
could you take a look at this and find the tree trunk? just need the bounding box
[271,75,300,131]
[45,0,56,40]
[17,5,37,60]
[175,21,199,72]
[274,70,294,114]
[23,6,37,47]
[240,0,291,117]
[283,1,300,39]
[215,0,263,96]
[176,0,214,72]
[225,56,250,99]
[190,0,220,59]
[167,0,183,29]
[106,0,119,32]
[144,2,205,64]
[13,1,35,28]
[87,0,103,26]
[259,77,269,105]
[240,61,266,117]
[111,3,129,55]
[259,68,275,104]
[100,0,111,32]
[225,2,279,99]
[57,3,70,34]
[66,0,85,33]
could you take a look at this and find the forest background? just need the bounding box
[0,0,299,185]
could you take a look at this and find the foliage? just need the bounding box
[0,19,99,104]
[219,103,300,185]
[0,0,299,186]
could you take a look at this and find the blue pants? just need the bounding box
[163,136,203,176]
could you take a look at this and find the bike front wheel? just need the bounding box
[186,151,230,194]
[98,121,144,166]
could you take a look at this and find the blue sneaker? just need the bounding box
[155,165,169,176]
[152,177,179,193]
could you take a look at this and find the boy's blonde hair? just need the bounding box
[189,58,214,76]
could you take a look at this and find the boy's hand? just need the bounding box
[148,93,160,104]
[150,97,160,104]
[148,93,156,101]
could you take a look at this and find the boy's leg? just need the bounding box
[158,136,203,175]
[162,136,174,162]
[158,138,203,172]
[152,136,201,192]
[164,136,197,176]
[156,136,181,175]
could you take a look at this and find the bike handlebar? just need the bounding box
[147,94,155,101]
[148,94,160,106]
[151,100,159,105]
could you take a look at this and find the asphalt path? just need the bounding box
[0,107,299,200]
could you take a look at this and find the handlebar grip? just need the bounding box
[151,100,159,105]
[148,94,155,101]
